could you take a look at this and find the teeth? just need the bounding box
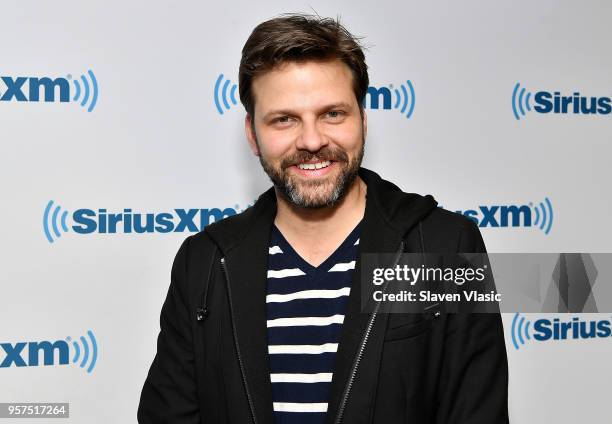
[297,160,331,170]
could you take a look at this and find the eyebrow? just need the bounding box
[262,102,353,121]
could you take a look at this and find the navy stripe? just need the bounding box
[266,274,352,294]
[266,298,350,320]
[273,412,326,424]
[268,352,337,374]
[268,324,343,345]
[271,382,331,403]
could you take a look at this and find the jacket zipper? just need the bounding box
[333,240,405,424]
[220,257,258,424]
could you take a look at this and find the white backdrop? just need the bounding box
[1,1,611,422]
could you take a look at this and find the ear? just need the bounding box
[245,113,260,156]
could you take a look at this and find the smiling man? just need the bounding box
[138,13,509,424]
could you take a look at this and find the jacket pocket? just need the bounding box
[383,316,432,342]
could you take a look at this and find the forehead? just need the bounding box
[251,59,356,115]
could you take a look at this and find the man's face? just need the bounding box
[245,59,367,208]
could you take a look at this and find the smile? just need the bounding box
[296,160,332,170]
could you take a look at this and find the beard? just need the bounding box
[258,137,365,209]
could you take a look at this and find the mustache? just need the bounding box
[281,148,349,169]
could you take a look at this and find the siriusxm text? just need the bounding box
[533,317,612,341]
[72,208,238,233]
[1,340,69,368]
[533,91,611,115]
[455,205,531,228]
[0,76,70,102]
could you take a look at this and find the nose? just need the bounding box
[294,117,328,153]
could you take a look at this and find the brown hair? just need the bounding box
[239,13,369,119]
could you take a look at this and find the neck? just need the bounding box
[274,176,367,240]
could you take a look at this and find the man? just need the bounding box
[138,13,508,424]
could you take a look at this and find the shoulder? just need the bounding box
[419,207,486,253]
[422,206,476,232]
[171,230,218,275]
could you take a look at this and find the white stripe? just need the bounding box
[354,238,359,245]
[267,268,305,278]
[266,287,350,303]
[273,402,328,413]
[328,261,355,272]
[269,246,283,255]
[270,372,333,383]
[268,343,338,354]
[267,314,344,328]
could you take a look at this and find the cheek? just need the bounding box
[326,123,363,150]
[258,132,294,160]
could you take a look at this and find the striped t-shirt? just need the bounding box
[266,222,361,424]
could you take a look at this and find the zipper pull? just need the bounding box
[196,307,208,322]
[424,302,442,319]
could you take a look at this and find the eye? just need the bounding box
[326,110,345,119]
[272,116,293,126]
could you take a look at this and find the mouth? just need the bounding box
[290,160,336,178]
[296,160,332,170]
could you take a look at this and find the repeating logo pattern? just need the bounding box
[0,70,98,112]
[511,313,612,350]
[1,330,98,374]
[42,200,253,244]
[512,81,611,120]
[364,80,416,118]
[452,197,554,235]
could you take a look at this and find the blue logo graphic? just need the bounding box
[453,197,554,235]
[512,82,611,120]
[531,198,554,235]
[0,70,98,112]
[214,74,238,115]
[511,313,612,350]
[510,313,532,349]
[43,200,252,243]
[1,330,98,373]
[43,200,70,243]
[511,82,532,120]
[364,80,416,119]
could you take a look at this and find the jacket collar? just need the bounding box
[205,167,438,424]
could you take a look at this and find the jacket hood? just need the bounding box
[205,167,438,255]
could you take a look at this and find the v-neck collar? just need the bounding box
[271,220,362,278]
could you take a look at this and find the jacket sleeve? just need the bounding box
[435,221,509,424]
[137,235,201,423]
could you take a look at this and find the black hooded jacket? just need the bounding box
[138,167,509,424]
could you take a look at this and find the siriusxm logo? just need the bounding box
[213,73,416,119]
[452,197,553,235]
[363,80,416,119]
[1,330,98,373]
[511,313,611,350]
[512,82,611,120]
[0,70,98,112]
[43,200,250,243]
